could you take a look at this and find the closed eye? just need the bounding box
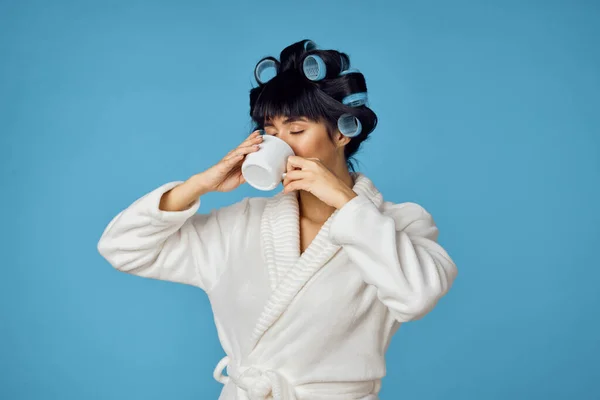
[263,130,304,136]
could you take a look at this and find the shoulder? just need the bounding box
[380,200,439,241]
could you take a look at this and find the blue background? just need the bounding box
[1,0,599,399]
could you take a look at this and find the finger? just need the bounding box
[287,155,321,171]
[222,153,245,168]
[282,169,309,186]
[283,169,308,180]
[241,130,264,147]
[224,144,260,161]
[283,179,306,193]
[246,129,262,140]
[230,143,261,160]
[286,156,311,173]
[286,155,307,169]
[227,133,262,157]
[225,131,262,158]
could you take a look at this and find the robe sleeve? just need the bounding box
[329,194,458,322]
[97,181,248,292]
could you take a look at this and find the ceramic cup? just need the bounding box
[242,134,295,191]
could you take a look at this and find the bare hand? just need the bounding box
[198,130,264,192]
[282,156,357,209]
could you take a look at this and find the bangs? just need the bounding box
[251,71,329,127]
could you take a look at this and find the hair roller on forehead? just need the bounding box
[248,39,378,171]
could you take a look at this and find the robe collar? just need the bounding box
[250,171,384,349]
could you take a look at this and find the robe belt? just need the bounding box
[213,356,380,400]
[213,355,297,400]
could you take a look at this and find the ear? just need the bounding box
[334,130,352,148]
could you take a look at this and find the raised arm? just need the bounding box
[329,196,458,322]
[97,130,265,292]
[97,176,249,291]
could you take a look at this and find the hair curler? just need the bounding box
[254,57,279,85]
[337,113,362,138]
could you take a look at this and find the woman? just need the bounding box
[97,39,458,400]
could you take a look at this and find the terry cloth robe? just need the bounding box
[97,172,458,400]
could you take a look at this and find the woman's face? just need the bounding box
[262,115,349,170]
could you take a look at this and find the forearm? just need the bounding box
[159,173,212,212]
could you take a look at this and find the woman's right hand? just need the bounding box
[197,130,264,193]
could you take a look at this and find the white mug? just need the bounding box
[242,134,295,191]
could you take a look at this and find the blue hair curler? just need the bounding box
[304,40,318,51]
[300,53,367,108]
[339,68,367,106]
[339,54,350,74]
[254,58,279,85]
[339,67,360,76]
[303,54,353,81]
[342,92,368,107]
[303,55,326,81]
[337,113,362,137]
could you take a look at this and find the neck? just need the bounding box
[297,167,355,224]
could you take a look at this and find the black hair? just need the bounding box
[248,39,378,172]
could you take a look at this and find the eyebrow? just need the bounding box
[263,117,308,127]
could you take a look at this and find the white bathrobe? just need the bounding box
[97,172,458,400]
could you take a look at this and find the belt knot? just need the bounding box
[213,356,293,400]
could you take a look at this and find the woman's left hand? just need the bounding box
[282,156,358,209]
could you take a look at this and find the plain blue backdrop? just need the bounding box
[1,0,599,399]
